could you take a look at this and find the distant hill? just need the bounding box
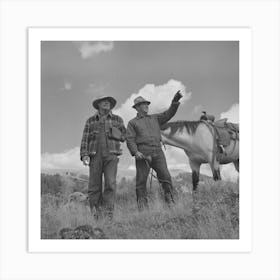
[41,167,214,188]
[41,168,87,176]
[41,166,188,183]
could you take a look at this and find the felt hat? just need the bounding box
[132,96,151,109]
[92,96,117,110]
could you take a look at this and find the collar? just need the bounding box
[136,112,149,119]
[94,110,113,120]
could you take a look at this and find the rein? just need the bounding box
[144,159,158,191]
[144,158,174,202]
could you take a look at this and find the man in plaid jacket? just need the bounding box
[80,96,126,219]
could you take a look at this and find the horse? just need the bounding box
[160,120,239,191]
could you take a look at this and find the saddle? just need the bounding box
[200,112,239,148]
[214,119,239,146]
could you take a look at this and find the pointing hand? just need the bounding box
[173,90,183,102]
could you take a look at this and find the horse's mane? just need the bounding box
[161,121,200,135]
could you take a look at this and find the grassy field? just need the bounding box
[41,173,239,239]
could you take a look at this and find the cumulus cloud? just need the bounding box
[41,147,86,171]
[114,79,191,125]
[220,103,239,123]
[76,41,114,59]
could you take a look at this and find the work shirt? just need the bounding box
[126,101,180,156]
[80,111,126,160]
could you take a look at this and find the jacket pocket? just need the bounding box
[88,140,97,155]
[108,126,122,141]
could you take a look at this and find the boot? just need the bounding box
[104,206,114,221]
[93,206,103,221]
[164,192,175,207]
[137,197,149,211]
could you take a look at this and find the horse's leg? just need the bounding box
[189,159,201,192]
[213,168,221,181]
[233,159,239,172]
[210,154,221,181]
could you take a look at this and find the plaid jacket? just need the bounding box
[80,111,126,160]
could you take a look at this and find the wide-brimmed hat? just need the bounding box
[92,96,117,110]
[132,96,151,109]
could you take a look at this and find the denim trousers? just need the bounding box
[88,152,119,213]
[135,146,174,209]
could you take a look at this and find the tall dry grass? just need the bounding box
[41,177,239,239]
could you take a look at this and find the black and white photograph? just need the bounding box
[40,40,239,240]
[1,1,280,279]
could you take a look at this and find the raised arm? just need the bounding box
[156,91,183,125]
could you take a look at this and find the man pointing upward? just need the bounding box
[126,91,183,210]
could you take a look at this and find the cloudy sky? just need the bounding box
[41,41,239,181]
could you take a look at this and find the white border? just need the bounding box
[28,27,252,253]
